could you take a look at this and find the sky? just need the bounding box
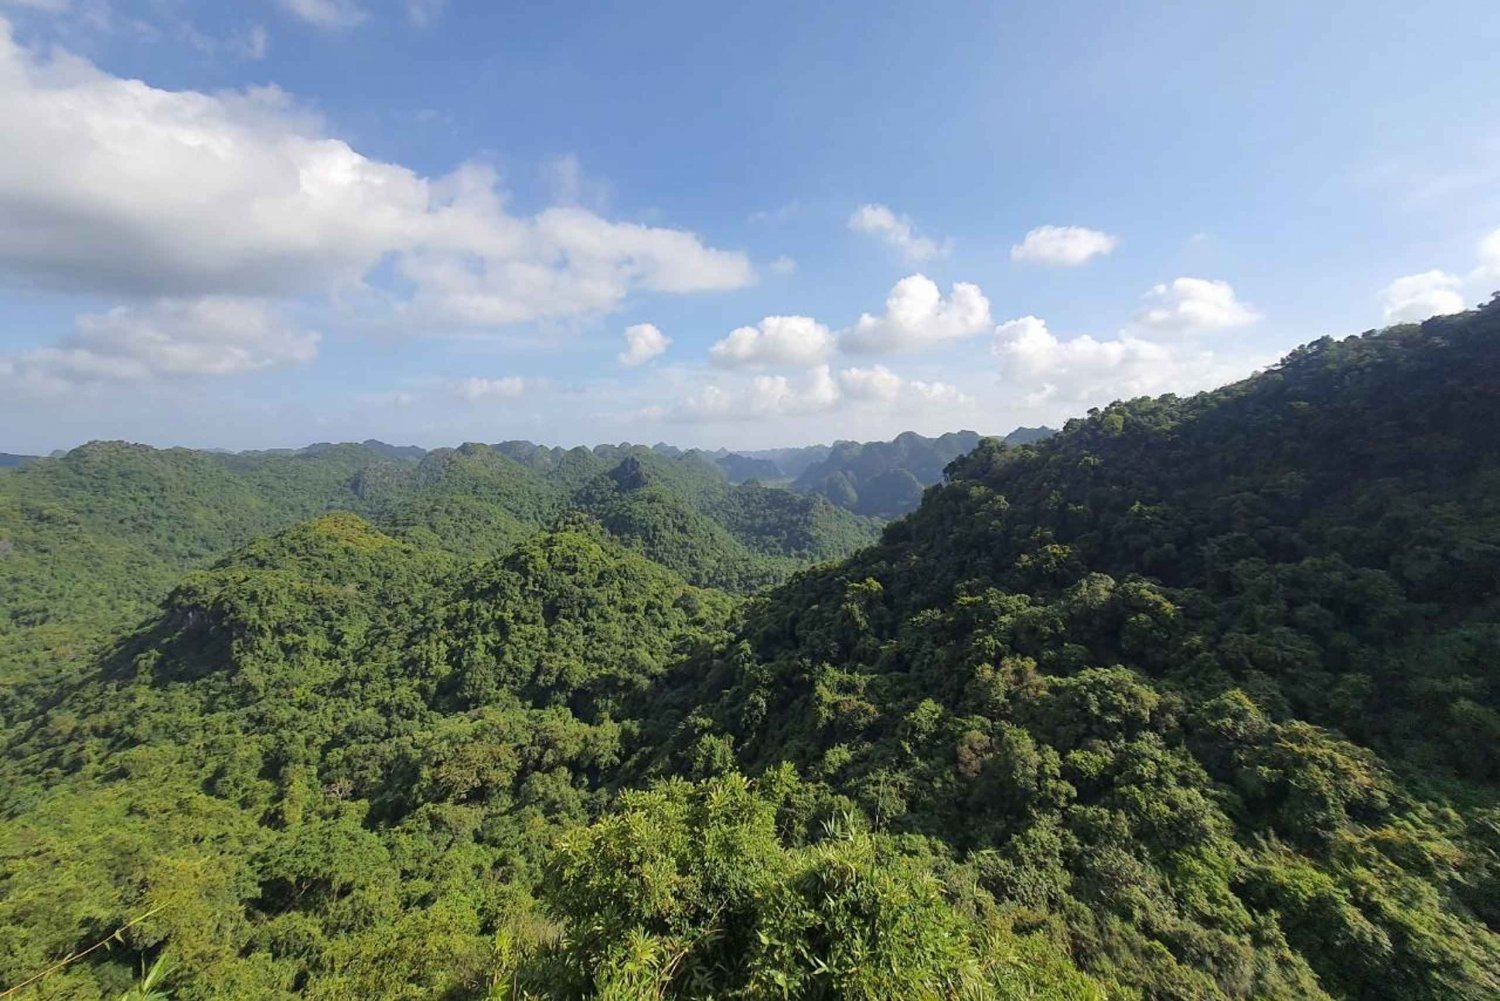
[0,0,1498,454]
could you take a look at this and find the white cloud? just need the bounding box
[455,376,530,401]
[277,0,365,29]
[618,322,670,366]
[394,194,754,327]
[908,379,969,406]
[993,314,1247,413]
[666,363,969,424]
[996,316,1169,385]
[406,0,446,27]
[0,23,753,330]
[1010,225,1118,266]
[5,297,317,386]
[674,365,840,422]
[709,315,834,369]
[768,255,797,275]
[848,203,945,262]
[840,274,992,353]
[1134,277,1260,334]
[838,364,969,407]
[836,364,904,403]
[1,0,71,11]
[1379,270,1466,323]
[1375,227,1500,323]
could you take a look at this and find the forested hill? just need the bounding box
[785,426,1054,517]
[1,300,1498,1000]
[0,439,874,727]
[652,297,1500,998]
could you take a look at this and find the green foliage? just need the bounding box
[513,773,1111,1000]
[651,302,1500,997]
[0,518,727,999]
[0,439,877,731]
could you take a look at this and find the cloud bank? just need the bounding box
[0,20,753,384]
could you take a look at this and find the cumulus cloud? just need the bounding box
[709,315,834,369]
[993,314,1247,412]
[5,297,317,387]
[666,363,968,423]
[1133,278,1260,334]
[674,365,840,421]
[706,273,991,370]
[1379,270,1466,323]
[1377,227,1500,323]
[996,316,1169,388]
[840,274,992,353]
[848,203,945,262]
[0,23,753,330]
[909,379,970,406]
[1010,225,1118,266]
[768,255,797,275]
[618,323,670,366]
[836,364,904,403]
[455,376,531,401]
[278,0,366,29]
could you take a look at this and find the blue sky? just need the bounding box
[1,0,1497,453]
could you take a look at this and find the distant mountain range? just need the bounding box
[0,437,876,628]
[499,428,1058,518]
[712,427,1055,517]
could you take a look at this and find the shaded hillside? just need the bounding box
[713,452,782,484]
[792,427,1054,517]
[729,442,833,480]
[568,453,874,590]
[648,298,1500,999]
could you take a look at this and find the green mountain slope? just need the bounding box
[0,517,735,999]
[713,452,783,483]
[0,439,878,730]
[0,441,402,723]
[568,453,875,590]
[657,299,1500,999]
